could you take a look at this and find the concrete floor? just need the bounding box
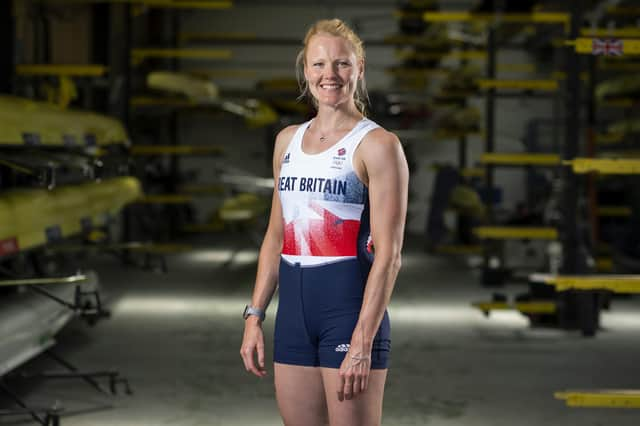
[3,234,640,425]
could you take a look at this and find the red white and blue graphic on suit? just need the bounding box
[278,118,379,266]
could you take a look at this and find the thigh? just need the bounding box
[275,363,329,426]
[320,368,387,426]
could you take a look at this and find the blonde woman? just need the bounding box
[240,18,408,426]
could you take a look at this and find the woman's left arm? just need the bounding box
[338,129,409,401]
[353,129,408,352]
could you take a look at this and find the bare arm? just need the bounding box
[248,125,297,313]
[353,128,408,349]
[338,129,408,400]
[240,124,297,377]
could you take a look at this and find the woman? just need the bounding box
[240,18,408,426]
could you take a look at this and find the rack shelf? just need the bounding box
[473,226,558,240]
[16,64,108,77]
[556,390,640,408]
[530,273,640,292]
[480,153,561,166]
[565,158,640,174]
[422,12,569,27]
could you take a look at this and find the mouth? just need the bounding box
[319,83,342,91]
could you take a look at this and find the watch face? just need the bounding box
[243,305,249,319]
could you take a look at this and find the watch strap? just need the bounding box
[244,305,265,322]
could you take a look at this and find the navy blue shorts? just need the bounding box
[274,258,391,369]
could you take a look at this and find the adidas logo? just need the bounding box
[335,344,350,352]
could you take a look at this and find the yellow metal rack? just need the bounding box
[472,301,556,315]
[423,12,569,27]
[473,226,558,240]
[16,64,108,77]
[565,158,640,174]
[477,79,559,91]
[582,28,640,38]
[395,50,487,61]
[556,390,640,408]
[480,153,561,166]
[530,273,640,292]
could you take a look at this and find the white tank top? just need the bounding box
[278,117,380,266]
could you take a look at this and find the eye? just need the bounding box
[338,61,351,67]
[312,62,323,68]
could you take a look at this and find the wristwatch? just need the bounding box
[243,305,266,322]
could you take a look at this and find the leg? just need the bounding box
[321,368,387,426]
[274,363,329,426]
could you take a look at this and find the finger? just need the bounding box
[361,373,368,392]
[242,347,261,377]
[344,379,354,400]
[239,346,248,370]
[239,347,253,372]
[257,343,266,371]
[352,377,361,397]
[251,349,267,377]
[337,374,345,402]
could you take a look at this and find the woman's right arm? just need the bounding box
[240,125,297,377]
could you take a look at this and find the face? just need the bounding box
[304,33,363,109]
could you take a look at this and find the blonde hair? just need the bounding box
[295,19,369,116]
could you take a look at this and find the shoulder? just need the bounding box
[273,123,303,156]
[272,123,306,169]
[275,124,301,148]
[357,126,407,178]
[276,124,301,144]
[359,126,402,158]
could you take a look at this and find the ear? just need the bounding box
[358,59,365,80]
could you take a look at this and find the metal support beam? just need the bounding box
[109,3,131,128]
[0,0,14,94]
[108,4,132,244]
[169,10,180,195]
[485,27,496,219]
[562,0,596,337]
[480,1,498,286]
[562,1,583,274]
[92,3,111,112]
[586,55,598,246]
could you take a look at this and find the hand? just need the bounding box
[240,317,267,377]
[337,349,371,401]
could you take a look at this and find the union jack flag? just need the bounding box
[592,38,623,56]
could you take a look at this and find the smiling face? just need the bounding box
[304,33,363,109]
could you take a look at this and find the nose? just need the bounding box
[323,64,339,79]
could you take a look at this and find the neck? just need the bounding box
[313,106,363,134]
